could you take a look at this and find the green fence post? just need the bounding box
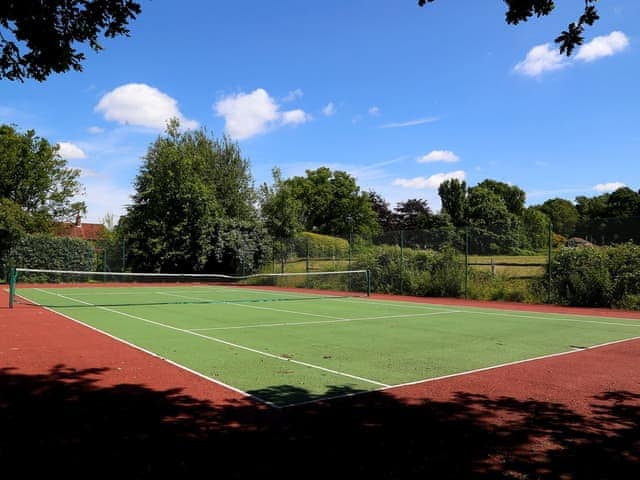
[464,226,469,299]
[306,237,310,289]
[400,230,404,295]
[366,269,371,296]
[548,221,553,304]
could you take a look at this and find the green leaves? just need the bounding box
[1,0,141,81]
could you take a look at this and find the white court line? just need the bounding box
[190,311,462,332]
[157,291,460,330]
[32,288,389,389]
[11,291,275,407]
[337,297,640,328]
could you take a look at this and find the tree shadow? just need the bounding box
[1,366,638,479]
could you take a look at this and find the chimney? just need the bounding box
[75,214,82,227]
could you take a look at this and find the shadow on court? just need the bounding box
[0,365,638,479]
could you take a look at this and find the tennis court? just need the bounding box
[11,269,640,407]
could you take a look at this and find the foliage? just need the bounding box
[394,198,433,230]
[1,0,141,82]
[466,187,520,254]
[0,124,86,221]
[550,244,640,308]
[537,198,578,237]
[5,234,95,280]
[367,190,396,232]
[418,0,600,56]
[265,167,380,238]
[475,179,526,217]
[259,168,304,238]
[120,120,265,274]
[354,244,464,297]
[0,198,51,275]
[438,178,466,227]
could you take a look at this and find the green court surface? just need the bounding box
[14,285,640,407]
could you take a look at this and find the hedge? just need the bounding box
[5,234,96,280]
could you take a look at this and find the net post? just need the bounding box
[9,267,16,309]
[366,269,371,297]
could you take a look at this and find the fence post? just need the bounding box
[548,221,553,304]
[464,226,469,299]
[400,230,404,295]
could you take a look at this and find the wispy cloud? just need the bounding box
[57,142,87,160]
[95,83,198,130]
[214,88,311,140]
[594,182,626,192]
[515,31,630,77]
[576,31,630,62]
[380,117,438,129]
[322,102,336,116]
[417,150,459,163]
[514,44,568,77]
[282,89,304,102]
[368,106,380,116]
[393,170,466,189]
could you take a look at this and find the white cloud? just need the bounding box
[368,106,380,116]
[282,109,312,124]
[380,117,438,129]
[283,88,304,102]
[95,83,198,130]
[418,150,459,163]
[57,142,87,160]
[514,43,568,77]
[214,88,311,140]
[393,170,466,189]
[594,182,626,192]
[87,126,104,134]
[322,102,336,116]
[575,31,629,62]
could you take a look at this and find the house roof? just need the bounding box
[54,222,107,242]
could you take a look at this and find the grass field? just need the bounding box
[14,283,640,407]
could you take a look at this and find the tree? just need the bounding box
[259,168,304,239]
[1,1,142,82]
[418,0,600,56]
[466,187,520,254]
[522,207,549,251]
[0,124,85,222]
[438,179,467,227]
[120,120,265,273]
[368,191,396,232]
[576,193,609,220]
[394,198,432,230]
[279,167,380,237]
[537,198,578,237]
[606,187,640,218]
[474,179,525,217]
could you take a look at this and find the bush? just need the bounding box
[550,243,640,308]
[6,234,96,281]
[353,245,464,297]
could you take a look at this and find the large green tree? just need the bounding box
[474,179,526,217]
[438,178,467,227]
[120,120,265,273]
[419,0,600,55]
[0,124,85,222]
[537,198,579,237]
[1,0,141,82]
[269,167,379,238]
[259,168,304,239]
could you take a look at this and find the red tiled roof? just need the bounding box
[54,222,107,241]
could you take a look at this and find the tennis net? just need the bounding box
[8,267,371,308]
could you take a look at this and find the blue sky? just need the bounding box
[1,0,638,222]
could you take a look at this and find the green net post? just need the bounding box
[8,267,16,309]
